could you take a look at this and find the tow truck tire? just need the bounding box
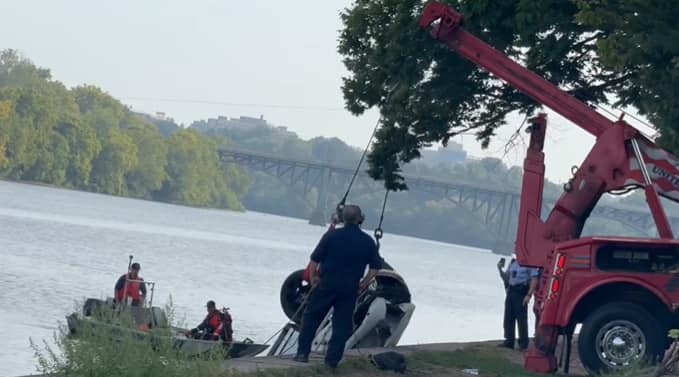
[578,302,664,374]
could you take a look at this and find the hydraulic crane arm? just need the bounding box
[418,2,679,267]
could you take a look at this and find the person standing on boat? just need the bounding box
[294,204,382,369]
[497,257,538,351]
[187,300,225,341]
[114,262,146,306]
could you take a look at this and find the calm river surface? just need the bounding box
[0,180,532,376]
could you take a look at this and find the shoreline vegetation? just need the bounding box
[31,300,228,377]
[29,310,666,377]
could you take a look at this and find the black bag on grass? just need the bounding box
[369,351,407,373]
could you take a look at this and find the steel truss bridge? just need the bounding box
[219,148,675,253]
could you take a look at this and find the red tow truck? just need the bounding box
[420,2,679,374]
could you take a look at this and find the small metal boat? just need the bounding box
[66,286,267,359]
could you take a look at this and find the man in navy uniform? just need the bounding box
[294,204,382,368]
[497,256,539,351]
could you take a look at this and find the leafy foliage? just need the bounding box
[31,300,226,377]
[338,0,679,189]
[160,130,247,209]
[0,49,248,210]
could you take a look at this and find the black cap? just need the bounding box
[131,262,140,270]
[207,300,216,308]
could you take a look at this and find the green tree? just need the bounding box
[0,99,13,169]
[90,128,138,195]
[0,49,51,89]
[310,137,362,166]
[124,122,168,199]
[73,85,126,136]
[56,116,101,188]
[0,85,80,184]
[160,129,246,209]
[338,0,678,189]
[575,1,679,152]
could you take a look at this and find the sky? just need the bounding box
[0,0,657,183]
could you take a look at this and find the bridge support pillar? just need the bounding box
[490,193,517,256]
[491,239,515,256]
[309,167,330,226]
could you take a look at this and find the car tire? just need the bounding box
[279,269,310,322]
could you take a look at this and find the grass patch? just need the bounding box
[408,348,543,377]
[31,300,227,377]
[233,350,659,377]
[405,347,656,377]
[30,297,664,377]
[241,358,375,377]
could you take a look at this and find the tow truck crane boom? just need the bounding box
[419,2,678,267]
[419,2,679,373]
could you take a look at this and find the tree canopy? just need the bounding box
[338,0,679,189]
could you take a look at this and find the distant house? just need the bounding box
[196,114,269,131]
[132,110,175,123]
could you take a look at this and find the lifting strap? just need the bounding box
[374,190,389,249]
[337,114,383,214]
[337,84,400,248]
[337,83,400,215]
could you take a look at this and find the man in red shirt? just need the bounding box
[114,262,146,306]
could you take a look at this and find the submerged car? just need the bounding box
[268,260,415,356]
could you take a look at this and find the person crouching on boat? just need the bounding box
[114,262,146,307]
[186,300,225,341]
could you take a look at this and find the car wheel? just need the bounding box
[279,269,310,322]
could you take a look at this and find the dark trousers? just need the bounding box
[190,328,217,340]
[297,284,357,366]
[503,285,529,349]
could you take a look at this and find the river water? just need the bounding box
[0,180,533,376]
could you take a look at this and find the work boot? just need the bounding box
[497,341,513,349]
[325,360,338,370]
[293,354,309,363]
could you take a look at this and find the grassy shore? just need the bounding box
[30,337,658,377]
[237,345,655,377]
[30,303,656,377]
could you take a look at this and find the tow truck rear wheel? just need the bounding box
[578,302,664,374]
